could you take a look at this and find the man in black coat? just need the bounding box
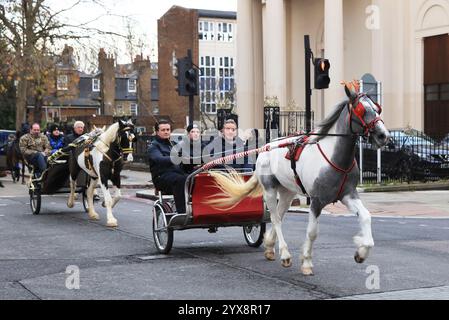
[148,120,188,213]
[64,121,85,147]
[204,119,253,171]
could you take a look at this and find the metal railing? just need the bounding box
[357,129,449,184]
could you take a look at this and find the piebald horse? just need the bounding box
[67,119,136,227]
[209,84,390,275]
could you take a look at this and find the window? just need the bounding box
[425,84,449,101]
[128,79,137,92]
[199,55,236,115]
[130,103,138,116]
[199,20,214,41]
[57,75,68,90]
[217,22,234,42]
[92,78,100,92]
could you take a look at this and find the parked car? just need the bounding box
[356,128,449,181]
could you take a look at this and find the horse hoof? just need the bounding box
[89,214,100,221]
[264,251,275,261]
[106,220,118,228]
[301,267,314,276]
[67,202,74,208]
[354,252,365,264]
[281,258,292,268]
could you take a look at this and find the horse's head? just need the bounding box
[118,119,136,162]
[344,83,390,148]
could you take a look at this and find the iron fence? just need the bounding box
[357,129,449,184]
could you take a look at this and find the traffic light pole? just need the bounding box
[304,35,312,134]
[304,35,312,205]
[187,49,194,126]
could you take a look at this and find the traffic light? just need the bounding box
[175,56,198,96]
[314,58,330,89]
[185,67,198,95]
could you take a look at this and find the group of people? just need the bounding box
[148,119,256,214]
[18,121,86,178]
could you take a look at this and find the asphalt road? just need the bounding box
[0,192,449,300]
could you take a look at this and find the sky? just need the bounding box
[47,0,237,69]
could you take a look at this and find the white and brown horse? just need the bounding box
[208,84,390,275]
[67,119,136,227]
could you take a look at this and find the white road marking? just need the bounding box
[137,255,171,261]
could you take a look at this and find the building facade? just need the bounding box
[158,6,237,130]
[237,0,449,139]
[28,46,159,132]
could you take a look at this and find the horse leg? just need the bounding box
[263,189,278,261]
[110,186,121,208]
[86,178,100,220]
[301,199,323,276]
[341,195,374,264]
[21,161,25,184]
[275,188,296,268]
[67,176,77,208]
[100,183,118,228]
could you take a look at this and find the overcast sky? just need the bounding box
[48,0,237,68]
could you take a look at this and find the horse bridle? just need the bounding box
[96,127,135,162]
[348,93,383,137]
[116,127,135,158]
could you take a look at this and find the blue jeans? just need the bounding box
[30,152,47,175]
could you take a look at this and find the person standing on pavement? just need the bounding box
[19,123,51,178]
[148,120,188,213]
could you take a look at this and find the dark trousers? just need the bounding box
[154,172,188,213]
[29,153,47,175]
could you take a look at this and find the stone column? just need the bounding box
[324,0,344,115]
[264,0,287,110]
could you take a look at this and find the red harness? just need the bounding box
[317,143,356,202]
[285,94,383,201]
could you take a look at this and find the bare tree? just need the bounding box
[0,0,133,129]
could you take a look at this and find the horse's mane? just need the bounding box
[308,99,349,143]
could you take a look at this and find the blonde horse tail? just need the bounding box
[205,169,264,209]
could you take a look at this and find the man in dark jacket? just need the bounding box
[148,120,188,213]
[204,119,253,171]
[64,121,85,147]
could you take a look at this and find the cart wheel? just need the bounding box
[152,204,174,254]
[243,223,266,247]
[82,191,89,213]
[30,188,41,215]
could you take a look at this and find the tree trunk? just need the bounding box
[33,89,43,125]
[15,79,27,130]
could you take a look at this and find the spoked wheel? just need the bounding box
[82,191,89,213]
[243,223,266,247]
[30,188,41,215]
[152,204,174,254]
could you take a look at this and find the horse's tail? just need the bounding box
[205,169,263,210]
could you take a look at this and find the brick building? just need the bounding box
[158,6,237,130]
[27,46,160,133]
